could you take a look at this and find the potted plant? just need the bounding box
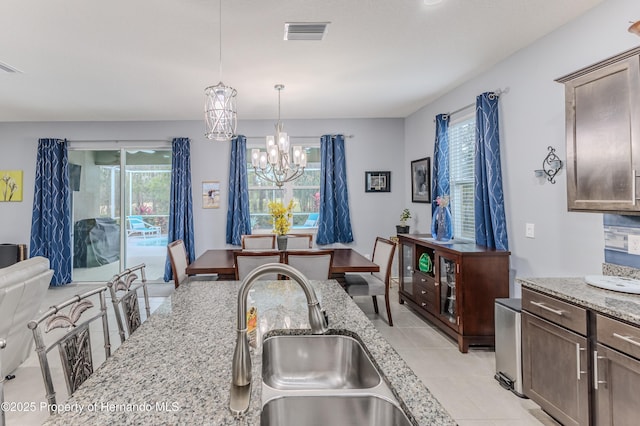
[396,208,411,234]
[268,200,294,250]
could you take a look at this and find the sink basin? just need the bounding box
[260,395,412,426]
[262,334,380,390]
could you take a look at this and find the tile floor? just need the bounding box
[2,281,560,426]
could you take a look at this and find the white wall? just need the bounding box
[0,118,404,258]
[405,0,639,289]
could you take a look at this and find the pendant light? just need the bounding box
[204,0,237,141]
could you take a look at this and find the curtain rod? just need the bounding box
[65,139,171,143]
[433,88,509,122]
[243,134,355,140]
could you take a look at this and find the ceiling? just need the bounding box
[0,0,605,122]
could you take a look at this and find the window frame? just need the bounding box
[246,140,321,234]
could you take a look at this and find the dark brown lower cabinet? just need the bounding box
[522,312,589,426]
[594,314,640,426]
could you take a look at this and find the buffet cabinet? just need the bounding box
[522,287,640,426]
[397,234,510,353]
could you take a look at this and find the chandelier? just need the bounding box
[204,0,237,141]
[251,84,306,187]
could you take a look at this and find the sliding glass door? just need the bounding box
[69,147,171,282]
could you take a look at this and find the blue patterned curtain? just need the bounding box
[30,138,72,286]
[226,135,251,245]
[475,92,509,250]
[163,137,196,281]
[316,135,353,245]
[432,114,450,215]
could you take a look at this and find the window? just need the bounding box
[246,143,321,232]
[448,113,476,241]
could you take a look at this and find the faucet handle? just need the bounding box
[322,309,329,327]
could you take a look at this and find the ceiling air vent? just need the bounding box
[0,61,20,73]
[284,22,330,41]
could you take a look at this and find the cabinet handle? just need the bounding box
[613,332,640,347]
[421,290,427,295]
[434,281,440,287]
[575,344,586,380]
[420,278,426,282]
[634,169,637,204]
[530,301,564,316]
[421,302,427,307]
[593,350,607,390]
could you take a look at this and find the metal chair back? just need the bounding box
[107,263,151,344]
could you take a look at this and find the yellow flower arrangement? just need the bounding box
[268,200,294,236]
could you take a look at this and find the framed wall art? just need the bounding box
[202,181,221,209]
[0,170,23,202]
[411,158,431,203]
[365,171,391,193]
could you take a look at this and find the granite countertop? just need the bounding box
[43,279,455,425]
[517,276,640,326]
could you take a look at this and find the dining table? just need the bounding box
[185,248,379,282]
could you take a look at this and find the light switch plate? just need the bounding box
[628,234,640,255]
[525,223,535,239]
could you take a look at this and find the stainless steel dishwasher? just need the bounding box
[494,298,525,397]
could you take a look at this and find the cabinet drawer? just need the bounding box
[522,288,587,335]
[597,314,640,360]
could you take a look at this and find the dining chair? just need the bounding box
[168,239,189,288]
[241,234,276,249]
[234,251,282,280]
[285,250,334,280]
[344,237,397,326]
[0,338,5,426]
[285,233,313,249]
[106,263,151,344]
[27,286,112,412]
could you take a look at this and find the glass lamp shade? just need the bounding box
[204,81,237,141]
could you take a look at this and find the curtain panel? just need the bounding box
[30,138,72,286]
[474,92,509,250]
[163,137,196,281]
[226,135,251,246]
[432,114,450,215]
[316,134,353,245]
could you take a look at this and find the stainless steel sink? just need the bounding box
[262,334,380,390]
[260,395,412,426]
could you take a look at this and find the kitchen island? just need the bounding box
[43,279,455,425]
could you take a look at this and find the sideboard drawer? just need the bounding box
[522,288,587,335]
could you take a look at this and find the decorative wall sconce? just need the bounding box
[534,146,563,184]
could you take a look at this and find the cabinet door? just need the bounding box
[594,343,640,426]
[522,312,589,426]
[398,242,414,298]
[436,253,458,328]
[562,53,640,212]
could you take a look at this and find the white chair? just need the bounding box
[285,250,333,280]
[106,264,151,344]
[167,239,189,288]
[28,286,112,413]
[344,237,397,326]
[234,251,282,280]
[286,233,313,249]
[241,234,276,249]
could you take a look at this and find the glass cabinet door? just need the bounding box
[400,242,414,296]
[439,256,457,324]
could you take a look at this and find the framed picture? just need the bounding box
[202,181,221,209]
[365,171,391,193]
[411,157,431,203]
[0,170,23,202]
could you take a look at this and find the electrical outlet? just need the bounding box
[525,223,535,239]
[628,234,640,255]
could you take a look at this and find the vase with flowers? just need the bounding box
[268,200,294,250]
[396,208,411,234]
[431,195,452,241]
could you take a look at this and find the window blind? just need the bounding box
[448,113,476,241]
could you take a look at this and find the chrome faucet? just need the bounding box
[229,263,329,415]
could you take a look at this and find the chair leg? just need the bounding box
[372,295,379,314]
[385,293,393,327]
